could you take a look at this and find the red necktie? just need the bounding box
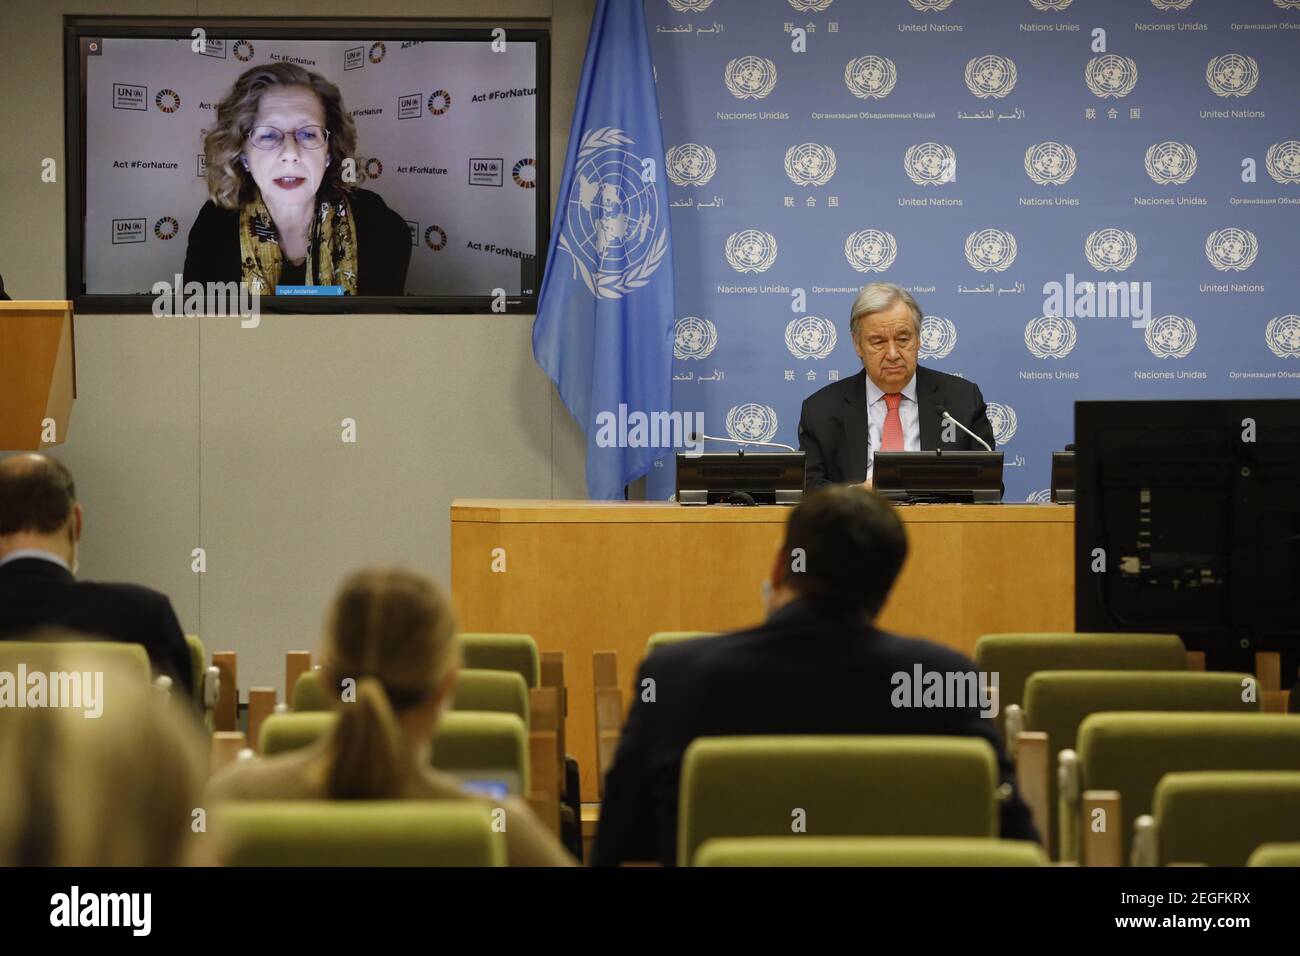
[881,393,904,452]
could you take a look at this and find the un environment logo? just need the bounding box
[1205,228,1258,272]
[964,229,1017,272]
[1145,315,1197,359]
[667,0,713,11]
[674,317,718,360]
[785,143,837,186]
[909,0,955,10]
[1145,142,1198,185]
[789,0,834,10]
[726,404,780,444]
[1085,55,1138,98]
[1026,488,1053,504]
[1024,142,1077,185]
[919,316,957,359]
[1266,141,1300,184]
[1206,54,1259,98]
[845,229,898,273]
[785,316,837,360]
[1085,229,1138,272]
[725,229,779,273]
[905,143,957,185]
[1266,316,1300,358]
[666,144,717,186]
[845,56,898,99]
[985,403,1018,445]
[965,55,1017,99]
[724,56,778,100]
[1025,316,1078,360]
[557,127,668,300]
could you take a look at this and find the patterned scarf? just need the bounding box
[238,190,359,295]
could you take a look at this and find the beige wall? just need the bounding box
[0,0,593,695]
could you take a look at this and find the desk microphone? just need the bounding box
[689,432,798,453]
[937,408,993,453]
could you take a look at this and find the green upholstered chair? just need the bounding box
[291,668,333,711]
[1011,670,1257,859]
[1247,842,1300,867]
[1134,771,1300,866]
[216,801,506,866]
[431,711,530,795]
[974,632,1186,738]
[1062,713,1300,865]
[459,633,539,688]
[678,736,1000,867]
[694,836,1048,867]
[259,711,336,754]
[646,631,717,655]
[0,639,152,707]
[452,668,530,728]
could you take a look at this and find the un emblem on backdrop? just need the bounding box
[788,0,834,10]
[1275,0,1300,9]
[674,316,718,361]
[785,316,838,360]
[1150,0,1194,9]
[667,0,713,11]
[1029,0,1073,9]
[785,144,837,187]
[1026,489,1053,504]
[1085,54,1138,98]
[1266,316,1300,358]
[726,404,780,444]
[724,56,778,100]
[558,127,668,300]
[1084,229,1138,272]
[1206,54,1259,98]
[1265,141,1300,184]
[1025,316,1078,360]
[725,229,779,273]
[1205,228,1258,271]
[845,229,898,273]
[985,403,1018,446]
[844,55,898,99]
[666,144,717,186]
[1144,315,1197,359]
[1024,142,1077,185]
[919,316,957,359]
[964,55,1018,99]
[1145,142,1198,185]
[964,229,1017,272]
[909,0,955,10]
[904,143,957,185]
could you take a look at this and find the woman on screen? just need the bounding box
[183,63,410,296]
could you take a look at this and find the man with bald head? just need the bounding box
[0,453,193,695]
[798,282,996,490]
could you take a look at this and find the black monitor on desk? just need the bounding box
[675,451,805,505]
[872,451,1004,504]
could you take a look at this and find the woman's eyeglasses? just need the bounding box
[246,125,331,150]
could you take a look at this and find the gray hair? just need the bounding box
[849,282,922,343]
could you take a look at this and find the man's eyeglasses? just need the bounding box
[246,125,330,150]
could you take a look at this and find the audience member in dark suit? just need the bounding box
[798,282,996,490]
[0,273,10,300]
[0,454,193,696]
[593,485,1038,866]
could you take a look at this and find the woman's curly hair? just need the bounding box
[203,62,358,210]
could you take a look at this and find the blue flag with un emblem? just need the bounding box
[533,0,675,500]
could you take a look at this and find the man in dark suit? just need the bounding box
[593,485,1038,866]
[0,272,10,300]
[799,282,995,490]
[0,453,193,696]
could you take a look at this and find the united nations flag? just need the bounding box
[1085,54,1138,98]
[919,315,957,359]
[1084,229,1138,272]
[985,402,1018,446]
[1024,316,1078,360]
[844,55,898,99]
[724,55,778,100]
[666,143,717,186]
[674,316,718,360]
[964,229,1017,272]
[785,316,837,360]
[1206,54,1259,98]
[726,403,780,444]
[1204,228,1258,272]
[1024,142,1077,186]
[725,229,779,273]
[905,143,957,186]
[1265,141,1300,184]
[1145,315,1197,359]
[1144,142,1197,185]
[845,229,898,273]
[1265,315,1300,358]
[964,55,1017,99]
[785,143,837,187]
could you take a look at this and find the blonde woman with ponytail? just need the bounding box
[207,566,572,866]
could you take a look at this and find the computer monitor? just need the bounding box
[1051,451,1075,504]
[1075,400,1300,676]
[872,451,1004,504]
[675,451,805,505]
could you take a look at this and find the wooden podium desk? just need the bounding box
[450,499,1074,802]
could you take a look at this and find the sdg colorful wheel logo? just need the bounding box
[512,158,536,188]
[155,89,181,113]
[153,217,179,241]
[233,40,254,62]
[427,90,452,115]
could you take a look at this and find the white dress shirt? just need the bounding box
[0,548,71,572]
[866,373,920,482]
